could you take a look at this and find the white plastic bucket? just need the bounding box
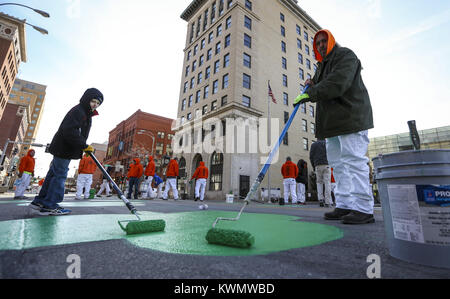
[226,194,234,203]
[373,150,450,269]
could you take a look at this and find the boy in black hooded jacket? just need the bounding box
[29,88,104,216]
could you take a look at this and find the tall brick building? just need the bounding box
[0,12,26,121]
[104,110,175,184]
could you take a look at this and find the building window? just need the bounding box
[304,31,309,42]
[244,34,251,48]
[192,60,197,71]
[211,100,218,111]
[210,152,224,191]
[208,31,214,43]
[299,68,304,80]
[217,24,222,36]
[213,80,219,94]
[224,53,230,67]
[283,132,289,145]
[199,55,204,66]
[226,16,232,29]
[202,105,208,115]
[197,72,203,84]
[214,60,220,73]
[221,95,228,106]
[245,0,252,10]
[196,90,201,103]
[211,2,216,23]
[303,138,309,150]
[283,92,288,106]
[301,103,306,114]
[205,66,211,79]
[280,13,285,22]
[305,45,310,56]
[227,0,233,9]
[204,85,209,99]
[225,34,231,47]
[223,73,229,89]
[187,113,192,121]
[284,111,289,124]
[242,95,251,107]
[282,74,288,87]
[282,57,287,69]
[185,66,190,77]
[187,50,191,61]
[311,123,315,135]
[190,77,195,89]
[306,59,311,70]
[281,41,286,52]
[181,99,186,111]
[207,48,212,60]
[188,95,193,107]
[281,25,285,37]
[183,82,188,93]
[243,53,251,68]
[243,73,251,89]
[244,16,252,30]
[302,119,307,132]
[309,105,315,117]
[215,42,221,54]
[296,24,301,35]
[297,38,302,49]
[298,53,303,64]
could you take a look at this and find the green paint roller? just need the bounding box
[87,152,165,235]
[206,85,310,248]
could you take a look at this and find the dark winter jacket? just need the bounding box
[307,30,373,139]
[48,88,104,160]
[309,140,328,170]
[295,159,308,184]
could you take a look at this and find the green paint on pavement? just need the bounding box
[0,211,343,256]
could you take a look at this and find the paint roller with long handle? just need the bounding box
[205,85,310,248]
[87,151,165,235]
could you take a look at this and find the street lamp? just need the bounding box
[0,3,50,34]
[0,3,50,18]
[137,129,155,156]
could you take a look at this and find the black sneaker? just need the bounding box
[341,210,375,224]
[194,197,199,201]
[324,208,352,220]
[29,201,44,211]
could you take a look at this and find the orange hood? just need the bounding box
[313,29,336,62]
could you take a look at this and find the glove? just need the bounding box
[83,145,94,153]
[293,93,310,106]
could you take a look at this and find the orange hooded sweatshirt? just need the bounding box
[19,149,35,174]
[191,161,209,180]
[128,158,144,178]
[281,160,298,179]
[78,154,97,174]
[144,156,156,177]
[312,29,336,62]
[166,159,179,177]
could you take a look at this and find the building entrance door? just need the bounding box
[239,175,250,200]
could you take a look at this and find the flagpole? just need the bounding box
[267,81,271,204]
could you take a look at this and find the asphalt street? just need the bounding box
[0,191,448,280]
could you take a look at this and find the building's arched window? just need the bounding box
[209,152,223,191]
[179,157,187,179]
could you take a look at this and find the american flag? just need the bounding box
[268,82,277,104]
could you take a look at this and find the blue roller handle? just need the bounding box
[245,85,310,201]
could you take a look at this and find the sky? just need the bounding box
[1,0,449,177]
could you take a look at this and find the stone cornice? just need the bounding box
[279,0,322,31]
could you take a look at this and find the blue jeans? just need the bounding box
[127,177,140,199]
[33,156,71,209]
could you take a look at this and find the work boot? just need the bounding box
[341,210,375,224]
[324,208,352,220]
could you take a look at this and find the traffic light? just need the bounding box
[45,143,50,153]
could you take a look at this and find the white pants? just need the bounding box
[316,165,332,205]
[97,180,111,196]
[163,178,179,200]
[283,178,297,203]
[157,184,164,198]
[15,173,31,197]
[195,178,207,201]
[145,176,154,197]
[76,173,93,199]
[296,183,306,203]
[326,130,374,214]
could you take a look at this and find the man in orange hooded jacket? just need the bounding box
[293,29,374,224]
[190,161,209,202]
[14,149,35,199]
[163,157,179,201]
[281,157,298,205]
[75,153,97,200]
[143,156,156,198]
[127,158,143,199]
